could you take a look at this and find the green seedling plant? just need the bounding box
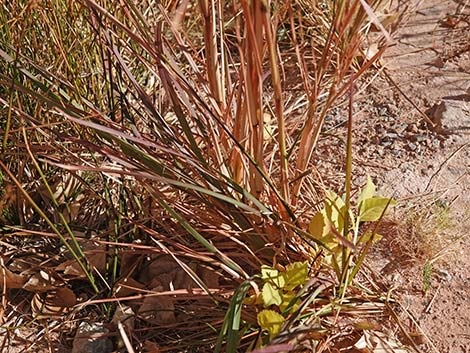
[255,261,308,340]
[308,175,396,294]
[216,261,309,351]
[244,177,395,348]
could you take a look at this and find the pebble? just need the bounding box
[407,123,419,133]
[436,269,452,282]
[412,134,427,142]
[408,142,418,151]
[72,322,113,353]
[383,132,399,140]
[431,139,441,149]
[401,162,415,171]
[395,123,408,135]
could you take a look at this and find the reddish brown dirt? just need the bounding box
[351,1,469,352]
[313,0,469,351]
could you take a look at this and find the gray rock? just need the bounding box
[72,322,113,353]
[436,268,452,282]
[400,162,415,172]
[383,132,399,140]
[395,123,408,135]
[431,139,441,149]
[410,134,427,142]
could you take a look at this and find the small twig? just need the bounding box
[382,69,448,134]
[118,322,135,353]
[424,283,441,313]
[424,142,469,192]
[0,257,7,325]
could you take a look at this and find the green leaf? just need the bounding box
[257,310,285,338]
[283,261,308,291]
[261,265,278,280]
[260,265,285,288]
[307,211,340,249]
[262,282,283,307]
[359,197,396,222]
[324,191,346,235]
[279,291,300,313]
[359,232,383,243]
[215,281,252,353]
[357,175,376,212]
[308,211,329,239]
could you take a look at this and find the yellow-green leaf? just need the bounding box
[324,191,346,235]
[359,232,383,243]
[243,293,264,306]
[260,265,285,288]
[257,310,285,338]
[358,175,376,211]
[261,265,277,280]
[262,282,282,307]
[359,197,396,222]
[279,291,300,313]
[308,211,329,239]
[283,261,308,291]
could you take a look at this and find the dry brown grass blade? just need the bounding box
[0,0,403,350]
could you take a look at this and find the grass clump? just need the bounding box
[0,0,402,351]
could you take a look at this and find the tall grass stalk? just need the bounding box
[0,0,393,350]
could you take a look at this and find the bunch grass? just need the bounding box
[0,0,397,351]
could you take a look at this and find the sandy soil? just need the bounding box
[353,1,469,351]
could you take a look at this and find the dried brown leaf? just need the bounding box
[113,277,146,297]
[22,270,63,292]
[138,286,176,325]
[31,287,76,319]
[0,267,26,289]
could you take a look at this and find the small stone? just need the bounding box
[408,142,417,151]
[378,106,388,116]
[412,134,427,142]
[72,322,113,353]
[436,269,452,282]
[395,123,408,135]
[391,149,401,157]
[408,123,419,133]
[431,139,441,148]
[401,162,415,171]
[376,147,385,156]
[381,141,393,147]
[383,132,399,140]
[388,103,399,115]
